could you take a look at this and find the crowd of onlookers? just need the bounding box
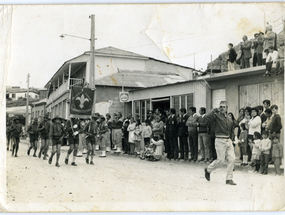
[6,99,283,175]
[227,24,284,77]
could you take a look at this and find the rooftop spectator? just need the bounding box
[240,35,252,69]
[276,43,284,75]
[264,25,277,52]
[252,33,260,67]
[264,46,278,77]
[257,32,265,66]
[227,43,237,71]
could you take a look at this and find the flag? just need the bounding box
[70,86,94,118]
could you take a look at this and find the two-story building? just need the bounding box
[45,46,195,119]
[6,86,39,101]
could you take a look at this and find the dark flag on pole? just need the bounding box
[70,86,94,118]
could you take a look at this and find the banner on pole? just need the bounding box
[70,86,94,118]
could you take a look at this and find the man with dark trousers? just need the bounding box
[186,107,199,162]
[168,108,179,160]
[178,108,189,161]
[164,109,171,157]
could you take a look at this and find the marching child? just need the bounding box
[64,118,80,166]
[272,135,283,175]
[27,118,39,157]
[239,123,248,166]
[259,131,272,175]
[251,132,262,172]
[10,116,23,157]
[49,116,65,167]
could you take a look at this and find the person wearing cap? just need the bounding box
[77,118,87,157]
[98,115,109,157]
[37,113,51,160]
[204,101,237,185]
[64,118,80,166]
[49,116,65,167]
[27,117,39,157]
[84,114,99,165]
[10,116,23,157]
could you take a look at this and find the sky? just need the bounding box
[4,3,285,89]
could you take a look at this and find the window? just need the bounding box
[187,94,194,109]
[134,101,140,119]
[173,96,180,114]
[172,94,194,113]
[141,100,146,122]
[181,95,185,109]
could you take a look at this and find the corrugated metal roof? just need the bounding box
[94,46,148,59]
[95,70,187,88]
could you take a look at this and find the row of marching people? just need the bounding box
[6,111,163,167]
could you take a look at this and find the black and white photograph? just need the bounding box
[1,2,285,212]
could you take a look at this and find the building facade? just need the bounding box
[45,47,194,119]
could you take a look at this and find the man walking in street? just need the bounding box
[204,101,237,185]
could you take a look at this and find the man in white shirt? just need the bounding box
[264,46,278,77]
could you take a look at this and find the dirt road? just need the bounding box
[4,140,285,212]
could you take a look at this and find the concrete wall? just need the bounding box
[207,73,284,117]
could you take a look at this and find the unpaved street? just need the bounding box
[5,140,285,212]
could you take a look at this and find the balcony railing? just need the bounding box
[70,78,83,87]
[46,78,84,106]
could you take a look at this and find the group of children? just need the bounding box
[238,125,283,175]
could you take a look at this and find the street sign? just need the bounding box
[119,91,129,102]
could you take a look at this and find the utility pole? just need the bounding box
[89,14,96,114]
[25,73,30,131]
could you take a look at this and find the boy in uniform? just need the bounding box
[10,116,23,157]
[49,116,65,167]
[37,113,51,160]
[27,118,39,157]
[65,118,80,166]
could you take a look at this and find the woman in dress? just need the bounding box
[127,117,136,155]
